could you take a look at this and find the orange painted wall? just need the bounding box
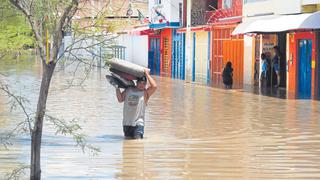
[288,33,297,97]
[222,40,244,87]
[211,25,244,88]
[160,29,173,77]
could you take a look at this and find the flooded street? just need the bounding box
[1,58,320,179]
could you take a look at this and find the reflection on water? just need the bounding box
[1,58,320,179]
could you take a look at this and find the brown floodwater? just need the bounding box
[1,57,320,179]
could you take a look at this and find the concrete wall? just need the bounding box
[63,35,117,62]
[116,34,148,67]
[243,0,301,17]
[185,0,192,82]
[275,0,301,14]
[302,0,320,5]
[243,35,253,85]
[116,35,131,61]
[132,36,148,67]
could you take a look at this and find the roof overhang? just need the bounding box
[128,26,153,35]
[210,16,242,26]
[232,12,320,35]
[149,22,181,29]
[177,25,211,33]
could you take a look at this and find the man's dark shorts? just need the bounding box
[123,125,144,139]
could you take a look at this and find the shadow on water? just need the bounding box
[96,134,125,143]
[203,80,289,100]
[241,84,288,99]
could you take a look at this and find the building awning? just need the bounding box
[128,26,153,35]
[210,16,242,26]
[232,11,320,35]
[177,25,211,33]
[149,22,181,29]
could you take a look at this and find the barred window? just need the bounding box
[113,46,126,60]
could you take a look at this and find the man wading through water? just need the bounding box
[116,69,157,139]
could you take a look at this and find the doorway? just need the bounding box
[297,39,312,99]
[149,37,161,75]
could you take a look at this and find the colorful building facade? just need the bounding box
[288,30,319,99]
[233,0,320,99]
[192,30,211,84]
[206,0,244,88]
[178,0,216,84]
[148,0,184,78]
[120,0,320,100]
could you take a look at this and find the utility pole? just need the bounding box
[185,0,192,82]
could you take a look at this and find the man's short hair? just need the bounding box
[137,76,147,82]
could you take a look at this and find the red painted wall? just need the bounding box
[160,29,173,77]
[183,0,187,27]
[288,32,317,98]
[288,33,297,98]
[217,0,242,17]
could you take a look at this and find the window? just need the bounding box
[155,0,161,4]
[223,0,232,9]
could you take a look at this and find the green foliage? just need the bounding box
[0,0,34,55]
[5,165,29,180]
[46,115,101,155]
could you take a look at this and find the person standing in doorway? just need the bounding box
[260,53,268,87]
[272,46,281,87]
[222,61,233,89]
[116,69,157,139]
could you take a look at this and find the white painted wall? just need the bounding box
[116,34,148,67]
[64,34,118,62]
[275,0,301,14]
[243,0,301,17]
[243,0,274,17]
[116,34,131,61]
[302,0,320,5]
[131,35,148,67]
[243,35,253,85]
[149,0,183,24]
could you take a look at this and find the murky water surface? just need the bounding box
[1,57,320,179]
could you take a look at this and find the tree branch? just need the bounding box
[9,0,45,63]
[45,114,100,155]
[52,0,79,62]
[0,84,33,134]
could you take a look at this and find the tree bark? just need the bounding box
[30,62,56,180]
[7,1,80,179]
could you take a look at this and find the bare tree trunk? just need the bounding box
[30,62,56,180]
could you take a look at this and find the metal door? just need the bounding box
[298,39,312,99]
[172,30,185,80]
[149,38,161,75]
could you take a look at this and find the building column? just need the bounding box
[185,0,192,82]
[244,35,254,86]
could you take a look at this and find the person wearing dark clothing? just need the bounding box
[222,61,233,89]
[272,46,281,87]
